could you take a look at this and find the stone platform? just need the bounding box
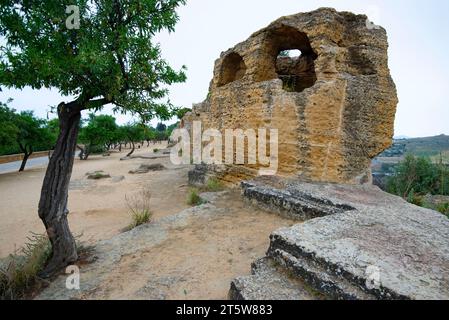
[230,176,449,300]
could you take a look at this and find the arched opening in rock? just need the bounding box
[260,26,318,92]
[279,49,302,58]
[217,52,247,87]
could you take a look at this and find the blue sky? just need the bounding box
[1,0,448,137]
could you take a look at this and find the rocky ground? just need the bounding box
[36,190,295,300]
[231,176,449,300]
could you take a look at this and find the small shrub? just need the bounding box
[0,234,90,300]
[437,203,449,217]
[89,145,107,155]
[186,188,202,206]
[125,187,153,231]
[206,178,224,192]
[407,190,423,207]
[153,148,159,153]
[0,233,51,300]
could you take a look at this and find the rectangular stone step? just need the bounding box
[268,227,410,300]
[229,257,324,300]
[241,181,354,220]
[270,249,376,300]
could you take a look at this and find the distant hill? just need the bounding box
[401,134,449,157]
[376,134,449,164]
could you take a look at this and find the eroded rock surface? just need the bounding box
[231,177,449,300]
[129,163,166,174]
[182,8,398,184]
[86,171,111,180]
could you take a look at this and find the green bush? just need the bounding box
[89,145,107,155]
[206,178,224,192]
[386,154,449,198]
[186,188,202,206]
[437,203,449,217]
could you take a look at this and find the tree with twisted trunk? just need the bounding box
[0,0,187,277]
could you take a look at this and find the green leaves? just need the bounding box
[78,114,119,147]
[0,102,55,155]
[387,154,449,198]
[0,0,187,121]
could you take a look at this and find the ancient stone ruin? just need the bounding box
[182,7,398,184]
[184,8,449,300]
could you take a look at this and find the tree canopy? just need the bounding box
[0,0,187,120]
[79,114,118,147]
[0,103,54,157]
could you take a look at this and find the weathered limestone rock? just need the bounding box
[231,177,449,300]
[129,163,166,174]
[86,171,111,180]
[182,8,398,184]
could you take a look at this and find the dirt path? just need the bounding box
[37,190,295,300]
[0,143,190,258]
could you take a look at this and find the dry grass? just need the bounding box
[0,233,51,300]
[186,188,203,206]
[0,233,90,300]
[125,186,153,231]
[205,178,224,192]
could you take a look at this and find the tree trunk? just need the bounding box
[126,141,135,157]
[38,102,81,277]
[19,151,31,172]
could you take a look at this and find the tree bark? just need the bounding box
[126,141,135,157]
[38,102,81,277]
[18,143,32,172]
[19,152,30,172]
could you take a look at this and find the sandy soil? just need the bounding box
[0,143,190,258]
[75,191,296,300]
[1,143,295,300]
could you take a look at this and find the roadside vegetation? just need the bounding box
[386,154,449,217]
[0,102,180,168]
[0,102,56,171]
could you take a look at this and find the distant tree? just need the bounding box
[0,0,187,275]
[387,155,448,198]
[14,111,53,171]
[175,107,191,120]
[46,118,60,146]
[143,126,157,146]
[156,122,167,132]
[78,114,118,159]
[0,102,19,151]
[121,123,145,157]
[166,122,178,138]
